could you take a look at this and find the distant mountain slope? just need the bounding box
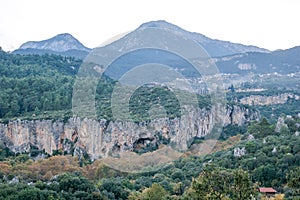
[13,33,90,59]
[216,46,300,74]
[139,20,270,57]
[87,20,299,80]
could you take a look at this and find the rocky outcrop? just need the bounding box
[240,93,299,106]
[233,147,246,157]
[275,117,288,133]
[0,105,259,160]
[247,134,255,141]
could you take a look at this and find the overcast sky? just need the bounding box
[1,0,300,51]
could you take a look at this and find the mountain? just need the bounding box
[139,20,270,57]
[13,33,91,59]
[12,20,271,60]
[11,21,299,73]
[88,20,273,82]
[18,33,90,52]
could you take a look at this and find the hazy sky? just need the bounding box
[1,0,300,51]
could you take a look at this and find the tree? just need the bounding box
[253,164,276,187]
[171,168,185,182]
[228,84,235,92]
[98,177,132,200]
[55,173,95,194]
[136,183,169,200]
[10,94,20,116]
[287,167,300,198]
[287,167,300,188]
[183,165,231,200]
[184,166,257,200]
[248,118,273,138]
[232,169,256,200]
[259,118,273,137]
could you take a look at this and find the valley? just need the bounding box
[0,20,299,199]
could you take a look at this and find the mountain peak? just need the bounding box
[139,20,186,32]
[140,20,174,27]
[138,20,269,57]
[54,33,76,39]
[19,33,90,52]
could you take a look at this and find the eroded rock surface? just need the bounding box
[0,105,259,160]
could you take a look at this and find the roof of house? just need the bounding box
[259,187,277,193]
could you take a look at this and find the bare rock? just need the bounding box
[0,105,258,160]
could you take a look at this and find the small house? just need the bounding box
[259,187,277,198]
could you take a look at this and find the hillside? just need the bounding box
[216,46,300,75]
[0,115,299,199]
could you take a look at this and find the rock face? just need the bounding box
[0,105,259,160]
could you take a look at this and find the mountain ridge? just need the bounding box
[138,20,270,57]
[13,20,272,58]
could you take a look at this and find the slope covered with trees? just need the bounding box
[0,115,299,199]
[0,51,80,121]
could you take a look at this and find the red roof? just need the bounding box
[259,187,277,193]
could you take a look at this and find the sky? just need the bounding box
[1,0,300,52]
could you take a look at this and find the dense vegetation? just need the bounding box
[0,51,211,123]
[1,50,298,123]
[0,116,299,199]
[0,51,79,121]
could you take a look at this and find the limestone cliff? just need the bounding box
[240,93,299,106]
[0,105,259,160]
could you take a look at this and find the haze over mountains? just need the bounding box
[12,20,269,58]
[10,20,300,76]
